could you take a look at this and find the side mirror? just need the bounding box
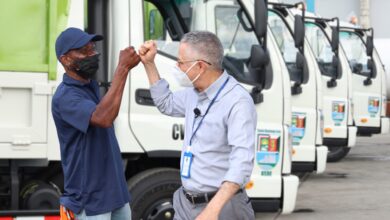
[327,55,342,88]
[296,51,309,84]
[247,45,273,103]
[332,55,342,79]
[291,51,309,95]
[368,58,377,79]
[294,15,305,49]
[331,26,339,52]
[248,45,273,88]
[366,35,374,57]
[249,45,269,69]
[254,0,268,40]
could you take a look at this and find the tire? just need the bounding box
[327,146,351,162]
[128,168,181,220]
[19,180,61,209]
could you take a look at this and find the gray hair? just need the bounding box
[181,31,224,70]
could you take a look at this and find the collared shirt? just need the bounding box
[52,74,130,215]
[150,71,256,193]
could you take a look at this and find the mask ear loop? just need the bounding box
[185,61,201,83]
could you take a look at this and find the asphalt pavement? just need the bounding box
[256,133,390,220]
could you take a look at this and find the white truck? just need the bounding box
[267,1,359,163]
[0,0,299,219]
[304,15,358,162]
[338,24,389,137]
[267,1,328,172]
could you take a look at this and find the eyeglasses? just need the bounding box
[71,42,97,55]
[176,59,212,67]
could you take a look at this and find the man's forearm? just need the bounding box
[144,62,161,85]
[91,65,129,127]
[205,181,240,214]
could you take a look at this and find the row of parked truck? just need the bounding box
[0,0,388,219]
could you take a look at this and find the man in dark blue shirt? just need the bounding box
[52,27,140,219]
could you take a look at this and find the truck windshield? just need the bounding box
[305,23,336,77]
[340,31,370,76]
[152,0,261,83]
[268,10,301,82]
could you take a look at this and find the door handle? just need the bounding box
[135,89,155,106]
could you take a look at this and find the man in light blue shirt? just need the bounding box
[139,31,256,220]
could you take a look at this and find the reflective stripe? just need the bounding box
[0,216,60,220]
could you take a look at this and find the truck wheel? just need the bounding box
[327,146,351,162]
[19,180,61,209]
[128,168,181,220]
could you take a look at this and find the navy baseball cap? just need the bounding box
[55,27,103,60]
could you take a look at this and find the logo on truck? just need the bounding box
[291,112,306,146]
[332,101,346,126]
[256,129,281,176]
[368,97,380,117]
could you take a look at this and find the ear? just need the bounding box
[198,61,209,73]
[60,55,70,66]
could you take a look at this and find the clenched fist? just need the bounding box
[139,40,157,65]
[118,46,141,70]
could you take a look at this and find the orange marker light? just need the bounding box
[324,127,332,133]
[361,118,368,123]
[245,180,254,190]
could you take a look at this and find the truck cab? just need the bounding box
[339,24,390,137]
[267,1,328,173]
[0,0,299,218]
[304,15,358,162]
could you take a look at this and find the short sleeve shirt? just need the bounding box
[52,74,130,215]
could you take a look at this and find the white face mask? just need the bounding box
[172,61,201,87]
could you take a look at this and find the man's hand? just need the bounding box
[118,46,141,71]
[195,181,240,220]
[195,207,218,220]
[138,40,160,85]
[139,40,157,65]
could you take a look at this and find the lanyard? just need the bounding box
[189,77,230,145]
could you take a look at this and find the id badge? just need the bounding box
[181,149,193,178]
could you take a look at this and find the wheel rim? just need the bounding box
[143,199,174,220]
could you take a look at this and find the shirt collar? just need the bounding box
[203,71,229,100]
[63,73,91,86]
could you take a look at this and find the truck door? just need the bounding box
[190,0,297,213]
[127,0,189,154]
[206,0,287,204]
[340,31,382,134]
[305,23,349,141]
[268,10,317,165]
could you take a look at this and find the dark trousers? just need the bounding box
[173,187,255,220]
